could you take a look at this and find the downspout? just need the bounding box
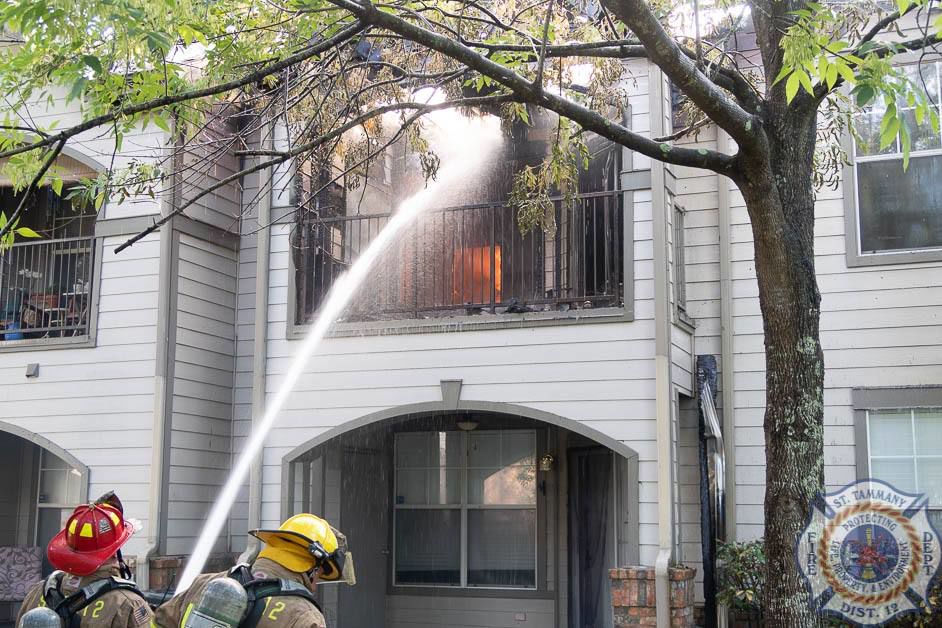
[238,121,275,564]
[716,128,737,628]
[141,126,182,589]
[717,129,737,544]
[649,64,675,628]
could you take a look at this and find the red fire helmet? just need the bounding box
[47,503,134,576]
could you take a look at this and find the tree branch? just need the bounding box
[0,20,365,161]
[0,140,66,241]
[599,0,757,147]
[653,117,710,142]
[329,0,740,175]
[533,0,556,88]
[858,6,918,48]
[465,38,647,57]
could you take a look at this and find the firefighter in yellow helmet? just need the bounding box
[154,514,353,628]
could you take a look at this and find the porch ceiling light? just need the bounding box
[456,419,478,431]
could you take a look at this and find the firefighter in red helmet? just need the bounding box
[16,492,154,627]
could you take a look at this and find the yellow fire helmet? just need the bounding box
[250,514,355,585]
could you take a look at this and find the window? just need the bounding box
[855,387,942,529]
[36,449,83,574]
[393,430,537,589]
[866,409,942,504]
[852,61,942,259]
[0,186,97,343]
[671,195,688,319]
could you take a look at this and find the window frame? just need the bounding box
[853,387,942,510]
[669,193,694,330]
[844,57,942,267]
[391,428,540,592]
[0,233,103,352]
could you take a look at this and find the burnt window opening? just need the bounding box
[293,109,626,325]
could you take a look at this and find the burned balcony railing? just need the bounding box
[0,236,96,341]
[294,191,624,324]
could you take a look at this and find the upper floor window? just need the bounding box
[852,61,942,258]
[0,186,98,344]
[393,429,537,589]
[292,108,625,327]
[670,194,689,322]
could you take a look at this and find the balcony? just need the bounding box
[0,237,96,344]
[293,191,625,325]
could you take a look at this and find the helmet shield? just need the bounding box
[317,527,355,585]
[250,517,354,585]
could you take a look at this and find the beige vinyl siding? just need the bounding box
[0,234,161,558]
[165,233,238,555]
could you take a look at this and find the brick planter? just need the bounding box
[610,566,697,627]
[147,554,239,592]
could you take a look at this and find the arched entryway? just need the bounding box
[0,422,88,626]
[283,403,639,628]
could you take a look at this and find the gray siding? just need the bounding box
[179,108,242,232]
[166,232,238,555]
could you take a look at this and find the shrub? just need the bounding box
[717,540,765,614]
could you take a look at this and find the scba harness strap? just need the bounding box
[42,571,147,627]
[228,565,323,628]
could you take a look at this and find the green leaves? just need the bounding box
[0,211,42,251]
[717,540,766,613]
[82,55,103,75]
[853,84,875,108]
[14,227,40,238]
[879,103,901,150]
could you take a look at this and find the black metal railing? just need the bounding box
[294,191,624,324]
[0,236,96,341]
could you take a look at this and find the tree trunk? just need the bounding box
[739,106,826,627]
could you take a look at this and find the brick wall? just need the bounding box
[610,566,697,627]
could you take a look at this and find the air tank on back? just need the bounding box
[181,578,249,628]
[18,607,62,628]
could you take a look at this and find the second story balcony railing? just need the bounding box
[293,191,625,325]
[0,236,96,342]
